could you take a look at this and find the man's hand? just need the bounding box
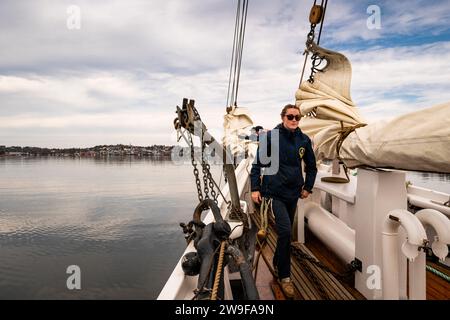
[300,189,311,199]
[251,191,262,204]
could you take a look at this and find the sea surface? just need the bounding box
[0,157,449,299]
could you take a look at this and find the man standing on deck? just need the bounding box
[250,104,317,299]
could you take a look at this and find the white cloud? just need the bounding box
[347,42,450,120]
[0,0,449,147]
[321,0,450,44]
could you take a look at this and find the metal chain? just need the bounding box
[201,142,210,200]
[206,162,218,204]
[229,205,248,228]
[298,22,317,87]
[304,0,329,84]
[306,22,325,84]
[296,254,330,299]
[188,131,203,202]
[190,103,220,205]
[291,244,356,284]
[308,52,325,83]
[307,24,316,46]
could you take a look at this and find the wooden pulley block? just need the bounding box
[309,5,323,24]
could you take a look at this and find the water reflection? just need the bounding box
[406,171,450,193]
[0,157,448,299]
[0,157,198,299]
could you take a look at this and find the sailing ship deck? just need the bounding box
[249,207,450,300]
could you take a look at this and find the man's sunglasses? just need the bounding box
[285,114,301,121]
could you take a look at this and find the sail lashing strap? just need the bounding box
[321,122,366,184]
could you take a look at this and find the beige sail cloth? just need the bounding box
[295,43,450,173]
[340,103,450,173]
[222,106,257,157]
[295,43,367,161]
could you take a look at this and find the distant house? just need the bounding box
[6,151,22,156]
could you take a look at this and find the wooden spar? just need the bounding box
[200,124,242,214]
[176,98,242,215]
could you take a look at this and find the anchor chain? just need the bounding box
[181,102,219,205]
[179,100,224,241]
[188,130,204,203]
[291,244,357,285]
[296,253,330,299]
[200,140,218,204]
[201,142,210,200]
[229,205,248,229]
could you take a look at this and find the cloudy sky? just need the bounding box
[1,0,449,148]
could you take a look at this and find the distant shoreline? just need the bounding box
[0,144,174,158]
[0,154,173,159]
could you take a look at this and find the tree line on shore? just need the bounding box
[0,144,174,157]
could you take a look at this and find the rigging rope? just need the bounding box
[316,0,328,46]
[299,0,329,87]
[211,241,227,300]
[226,0,249,109]
[191,243,223,300]
[426,264,450,283]
[252,198,271,280]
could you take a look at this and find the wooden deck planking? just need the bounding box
[425,261,450,300]
[254,216,323,299]
[250,206,450,300]
[255,218,321,299]
[303,228,366,300]
[251,211,363,300]
[253,249,276,300]
[266,213,359,300]
[260,238,319,299]
[298,243,356,300]
[263,215,336,299]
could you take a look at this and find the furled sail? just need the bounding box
[295,43,367,161]
[223,106,257,157]
[340,102,450,173]
[296,43,450,173]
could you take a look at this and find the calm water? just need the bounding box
[0,157,208,299]
[0,157,449,299]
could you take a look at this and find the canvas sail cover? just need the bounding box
[340,102,450,173]
[295,43,450,173]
